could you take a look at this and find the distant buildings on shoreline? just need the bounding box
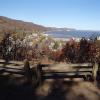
[53,35,100,42]
[45,30,100,42]
[97,36,100,40]
[53,37,81,42]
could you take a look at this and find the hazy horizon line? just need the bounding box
[1,15,100,31]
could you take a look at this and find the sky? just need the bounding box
[0,0,100,30]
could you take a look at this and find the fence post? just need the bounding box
[36,63,42,85]
[23,59,32,83]
[92,62,98,83]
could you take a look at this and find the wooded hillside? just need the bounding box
[0,16,49,33]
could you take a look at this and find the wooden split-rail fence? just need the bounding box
[0,59,99,85]
[36,62,99,83]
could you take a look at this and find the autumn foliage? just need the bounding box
[0,33,100,64]
[50,38,100,64]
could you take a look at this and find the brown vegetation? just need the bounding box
[52,39,100,64]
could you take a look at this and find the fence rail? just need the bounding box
[37,62,99,82]
[0,59,99,85]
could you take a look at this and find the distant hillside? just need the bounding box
[0,16,78,42]
[0,16,76,34]
[0,16,49,33]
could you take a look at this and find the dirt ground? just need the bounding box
[0,75,100,100]
[0,59,100,100]
[35,79,100,100]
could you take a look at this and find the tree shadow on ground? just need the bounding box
[0,60,100,100]
[1,74,100,100]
